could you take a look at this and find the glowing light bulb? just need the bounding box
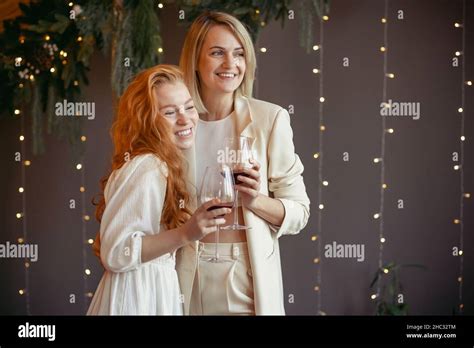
[313,153,320,159]
[260,47,267,53]
[18,187,24,193]
[14,109,21,115]
[380,46,386,52]
[380,237,386,243]
[158,3,163,8]
[88,239,94,244]
[322,15,329,21]
[76,164,82,170]
[85,269,91,275]
[311,235,318,241]
[319,204,324,210]
[374,213,380,219]
[313,68,320,74]
[313,45,320,51]
[320,125,326,131]
[381,18,387,23]
[322,181,328,186]
[19,135,24,141]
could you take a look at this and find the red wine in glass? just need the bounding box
[232,170,251,184]
[207,202,234,218]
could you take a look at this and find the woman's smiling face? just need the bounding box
[197,25,246,96]
[156,81,198,150]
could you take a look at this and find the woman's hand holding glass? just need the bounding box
[181,198,231,243]
[233,158,261,211]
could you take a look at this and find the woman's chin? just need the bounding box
[175,138,194,150]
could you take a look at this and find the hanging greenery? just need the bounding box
[0,0,328,156]
[177,0,292,42]
[299,0,330,53]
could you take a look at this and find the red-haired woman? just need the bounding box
[87,65,231,315]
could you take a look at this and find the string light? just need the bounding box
[374,0,390,306]
[80,135,87,142]
[158,3,164,8]
[77,36,83,42]
[157,47,163,53]
[311,235,318,241]
[50,67,55,73]
[260,47,267,53]
[17,74,30,314]
[455,51,462,56]
[466,81,472,86]
[314,3,327,316]
[76,164,82,170]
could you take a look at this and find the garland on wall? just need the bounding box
[0,0,328,155]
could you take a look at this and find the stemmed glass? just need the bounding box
[221,136,254,231]
[199,164,235,262]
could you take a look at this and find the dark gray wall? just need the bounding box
[0,0,473,315]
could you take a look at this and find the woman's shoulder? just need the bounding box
[244,97,290,127]
[109,154,168,188]
[246,97,286,115]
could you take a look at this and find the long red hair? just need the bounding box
[93,65,191,256]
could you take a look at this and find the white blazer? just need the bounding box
[176,95,310,315]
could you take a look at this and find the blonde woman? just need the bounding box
[178,12,310,315]
[88,65,231,315]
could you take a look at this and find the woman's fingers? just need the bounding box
[241,167,260,183]
[236,174,259,190]
[235,184,259,197]
[200,198,220,212]
[206,207,231,220]
[250,158,261,171]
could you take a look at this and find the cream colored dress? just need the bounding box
[87,154,183,315]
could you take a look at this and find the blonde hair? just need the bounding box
[179,11,256,114]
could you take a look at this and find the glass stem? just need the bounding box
[233,189,239,226]
[215,225,220,260]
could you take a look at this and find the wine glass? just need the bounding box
[199,164,235,262]
[221,136,254,231]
